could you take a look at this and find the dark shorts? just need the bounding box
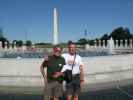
[44,81,63,98]
[65,75,81,95]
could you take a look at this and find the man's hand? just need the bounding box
[80,80,84,91]
[52,72,63,78]
[43,75,48,87]
[44,55,49,61]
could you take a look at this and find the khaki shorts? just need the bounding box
[44,81,63,98]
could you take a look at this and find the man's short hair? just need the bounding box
[53,44,62,50]
[67,40,76,46]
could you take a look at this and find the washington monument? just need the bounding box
[53,8,59,45]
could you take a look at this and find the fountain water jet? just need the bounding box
[107,37,115,54]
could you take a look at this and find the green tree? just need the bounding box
[0,28,4,38]
[16,40,23,47]
[124,27,133,38]
[110,27,132,40]
[88,40,95,45]
[0,28,8,47]
[100,33,109,40]
[26,40,32,47]
[77,38,88,45]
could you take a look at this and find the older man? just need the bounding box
[40,45,65,100]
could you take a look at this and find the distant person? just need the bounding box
[40,44,65,100]
[62,41,84,100]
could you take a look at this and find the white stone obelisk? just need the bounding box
[53,8,59,45]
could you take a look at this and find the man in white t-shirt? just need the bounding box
[62,41,84,100]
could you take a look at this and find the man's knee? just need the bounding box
[73,95,78,100]
[67,95,72,100]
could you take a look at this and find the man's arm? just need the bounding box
[40,61,47,85]
[80,65,84,82]
[40,62,46,78]
[80,64,84,91]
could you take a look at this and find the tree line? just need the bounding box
[0,26,133,47]
[77,26,133,45]
[0,28,32,48]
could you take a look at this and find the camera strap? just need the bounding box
[71,53,76,71]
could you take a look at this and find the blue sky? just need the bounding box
[0,0,133,43]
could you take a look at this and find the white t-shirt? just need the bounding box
[61,53,83,75]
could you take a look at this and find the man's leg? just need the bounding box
[66,93,79,100]
[67,95,72,100]
[43,82,54,100]
[73,77,80,100]
[53,96,59,100]
[53,81,63,99]
[66,83,73,100]
[73,94,78,100]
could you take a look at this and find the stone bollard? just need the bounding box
[4,42,8,50]
[125,40,128,48]
[98,40,101,47]
[0,41,2,49]
[130,39,133,48]
[115,40,118,48]
[103,40,106,48]
[120,40,123,48]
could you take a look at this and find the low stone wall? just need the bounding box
[0,54,133,92]
[84,54,133,74]
[0,58,43,87]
